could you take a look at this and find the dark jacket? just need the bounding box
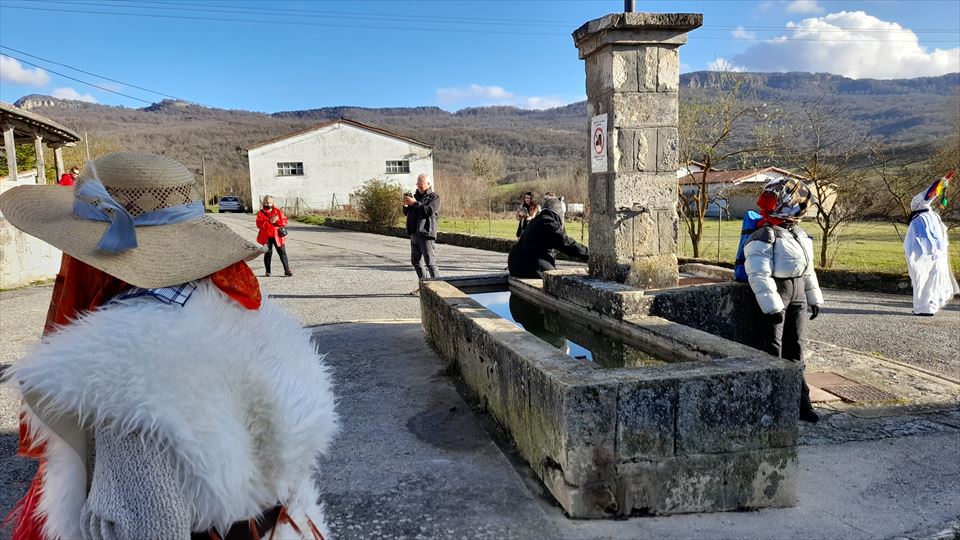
[403,188,441,239]
[507,208,588,278]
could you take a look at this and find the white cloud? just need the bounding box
[0,55,50,86]
[732,11,960,79]
[787,0,824,14]
[436,83,573,110]
[523,96,567,109]
[732,26,757,40]
[436,84,513,104]
[51,87,97,103]
[707,58,747,72]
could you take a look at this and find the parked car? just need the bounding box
[218,195,244,213]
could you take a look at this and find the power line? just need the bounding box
[0,45,183,100]
[2,2,958,42]
[0,4,565,36]
[31,0,576,28]
[15,0,960,34]
[1,54,156,104]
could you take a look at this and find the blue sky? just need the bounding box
[0,0,958,112]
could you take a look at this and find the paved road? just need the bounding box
[1,214,958,538]
[812,289,960,381]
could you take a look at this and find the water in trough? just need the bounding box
[468,290,671,368]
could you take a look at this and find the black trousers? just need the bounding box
[264,238,290,274]
[410,235,439,278]
[761,277,813,413]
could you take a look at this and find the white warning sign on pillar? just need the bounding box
[591,113,608,173]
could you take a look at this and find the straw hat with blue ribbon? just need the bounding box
[0,152,264,288]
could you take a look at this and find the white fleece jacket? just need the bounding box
[5,280,339,539]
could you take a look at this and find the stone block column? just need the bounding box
[573,13,702,289]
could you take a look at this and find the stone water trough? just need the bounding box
[419,270,800,518]
[420,10,800,519]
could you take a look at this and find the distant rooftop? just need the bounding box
[0,101,81,146]
[248,117,432,151]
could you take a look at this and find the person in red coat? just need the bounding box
[57,166,80,186]
[255,195,292,276]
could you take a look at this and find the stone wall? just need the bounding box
[317,219,929,295]
[321,217,519,253]
[422,276,800,518]
[677,257,926,295]
[0,218,60,289]
[646,282,767,350]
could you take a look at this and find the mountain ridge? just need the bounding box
[9,71,958,189]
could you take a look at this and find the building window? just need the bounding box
[385,160,410,174]
[277,162,304,176]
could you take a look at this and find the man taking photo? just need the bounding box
[403,173,441,295]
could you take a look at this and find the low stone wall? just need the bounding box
[678,257,923,295]
[0,218,60,289]
[421,276,800,518]
[319,219,925,294]
[321,218,517,253]
[648,281,767,350]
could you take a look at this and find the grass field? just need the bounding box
[303,213,959,274]
[437,216,959,274]
[675,219,960,273]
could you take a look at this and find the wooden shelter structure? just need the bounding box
[1,101,81,185]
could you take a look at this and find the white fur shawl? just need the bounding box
[5,281,339,539]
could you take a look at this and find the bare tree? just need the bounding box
[784,97,869,267]
[678,72,782,257]
[926,94,960,229]
[465,146,505,234]
[868,141,929,240]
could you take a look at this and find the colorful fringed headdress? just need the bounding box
[923,171,953,208]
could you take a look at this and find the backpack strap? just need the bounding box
[785,226,811,276]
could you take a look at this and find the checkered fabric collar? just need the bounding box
[114,281,198,307]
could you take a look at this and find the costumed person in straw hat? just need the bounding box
[0,153,338,540]
[904,171,958,316]
[743,177,824,423]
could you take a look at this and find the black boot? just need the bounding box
[800,404,820,423]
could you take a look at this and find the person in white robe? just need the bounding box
[904,172,958,316]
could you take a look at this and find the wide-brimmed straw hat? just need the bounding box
[0,152,263,288]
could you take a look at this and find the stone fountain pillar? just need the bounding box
[574,13,702,289]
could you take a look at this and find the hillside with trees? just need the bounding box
[4,71,957,233]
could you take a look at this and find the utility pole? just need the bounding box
[83,131,91,160]
[625,0,635,12]
[201,156,208,206]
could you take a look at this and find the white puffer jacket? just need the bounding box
[743,224,824,314]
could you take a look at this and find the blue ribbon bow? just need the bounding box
[73,180,204,253]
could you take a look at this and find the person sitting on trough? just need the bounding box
[507,195,588,278]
